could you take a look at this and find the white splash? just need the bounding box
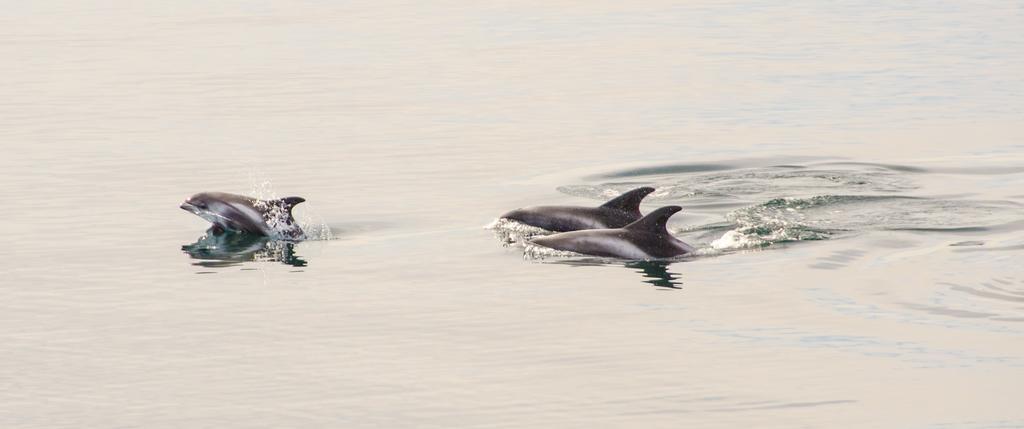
[247,170,335,241]
[485,217,552,246]
[710,229,768,250]
[522,243,585,259]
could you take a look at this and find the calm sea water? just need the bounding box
[2,1,1023,428]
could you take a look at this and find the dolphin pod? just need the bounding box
[180,186,695,260]
[529,206,695,259]
[497,186,695,259]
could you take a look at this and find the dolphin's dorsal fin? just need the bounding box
[273,197,306,216]
[258,197,306,233]
[599,186,656,214]
[623,205,682,233]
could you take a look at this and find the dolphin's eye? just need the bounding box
[195,202,208,209]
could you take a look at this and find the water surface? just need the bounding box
[2,1,1023,428]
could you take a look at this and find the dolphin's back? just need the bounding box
[500,187,655,232]
[502,206,617,232]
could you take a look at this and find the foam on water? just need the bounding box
[485,217,552,246]
[522,242,587,259]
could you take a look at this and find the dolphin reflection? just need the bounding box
[544,259,684,289]
[625,261,683,289]
[181,229,308,268]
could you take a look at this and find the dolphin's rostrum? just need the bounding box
[180,192,306,239]
[500,186,656,232]
[529,206,695,259]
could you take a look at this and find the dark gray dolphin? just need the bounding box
[180,192,306,239]
[529,206,695,259]
[500,186,656,232]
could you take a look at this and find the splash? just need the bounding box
[248,171,334,241]
[710,196,839,250]
[486,217,551,246]
[522,242,585,259]
[252,198,303,239]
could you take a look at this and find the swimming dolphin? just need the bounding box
[500,186,656,232]
[529,206,695,259]
[180,192,306,239]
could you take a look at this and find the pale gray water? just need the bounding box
[2,1,1023,428]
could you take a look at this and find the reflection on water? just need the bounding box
[626,261,684,289]
[546,259,684,289]
[4,0,1022,425]
[181,230,307,268]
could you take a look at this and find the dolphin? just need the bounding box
[500,186,656,232]
[180,192,306,239]
[529,206,695,259]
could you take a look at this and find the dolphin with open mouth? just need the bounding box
[180,192,306,239]
[529,206,695,259]
[499,186,656,232]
